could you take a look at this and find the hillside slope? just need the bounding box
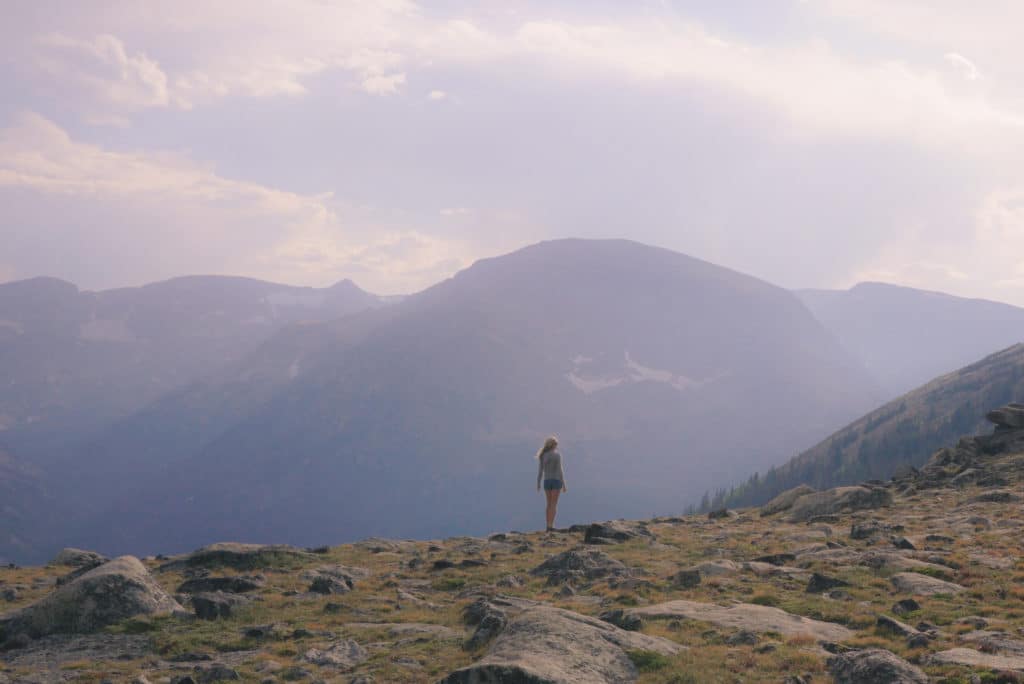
[797,282,1024,398]
[50,239,883,560]
[4,405,1024,682]
[719,343,1024,510]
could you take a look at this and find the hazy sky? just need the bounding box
[3,1,1024,301]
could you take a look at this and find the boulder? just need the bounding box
[805,573,849,594]
[987,405,1024,430]
[930,648,1024,671]
[192,592,250,620]
[309,576,352,595]
[160,543,312,571]
[302,639,368,670]
[876,615,920,638]
[529,548,632,586]
[690,560,739,577]
[890,572,965,596]
[788,486,892,523]
[0,556,182,642]
[760,485,816,517]
[961,630,1024,656]
[440,605,681,684]
[827,649,928,683]
[583,521,652,545]
[625,600,852,641]
[50,548,108,568]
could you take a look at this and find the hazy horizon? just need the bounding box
[4,2,1024,303]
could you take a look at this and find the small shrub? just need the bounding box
[432,577,467,591]
[627,649,671,672]
[751,594,780,607]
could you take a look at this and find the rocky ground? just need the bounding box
[4,405,1024,683]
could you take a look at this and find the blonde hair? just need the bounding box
[536,436,558,460]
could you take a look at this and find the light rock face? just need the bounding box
[302,639,369,669]
[890,572,965,596]
[440,605,681,684]
[828,649,928,684]
[760,485,816,517]
[930,647,1024,671]
[625,600,852,641]
[788,486,893,523]
[0,556,182,641]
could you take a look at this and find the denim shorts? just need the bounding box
[543,479,563,491]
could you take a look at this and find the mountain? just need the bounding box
[45,239,883,560]
[797,282,1024,398]
[718,343,1024,510]
[0,275,383,457]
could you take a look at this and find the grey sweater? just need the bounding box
[537,450,566,488]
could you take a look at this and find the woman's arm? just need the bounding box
[537,455,543,490]
[557,454,566,491]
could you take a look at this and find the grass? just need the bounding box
[628,649,672,672]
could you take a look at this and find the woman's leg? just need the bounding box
[546,488,561,529]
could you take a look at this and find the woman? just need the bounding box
[535,436,567,532]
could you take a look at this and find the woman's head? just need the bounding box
[536,435,558,459]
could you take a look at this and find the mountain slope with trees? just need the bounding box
[715,343,1024,511]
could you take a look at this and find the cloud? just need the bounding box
[945,53,980,81]
[361,72,406,96]
[0,113,470,294]
[440,207,472,217]
[428,89,446,100]
[32,33,174,118]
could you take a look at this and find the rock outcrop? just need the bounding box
[760,484,815,517]
[827,649,928,683]
[440,605,681,683]
[529,548,633,586]
[625,600,852,641]
[788,485,892,522]
[159,543,312,571]
[0,556,182,643]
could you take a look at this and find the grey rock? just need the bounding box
[50,548,108,568]
[192,591,250,620]
[892,536,917,550]
[827,648,928,683]
[671,569,702,588]
[760,485,816,517]
[930,647,1024,671]
[441,605,681,683]
[725,630,759,646]
[876,615,920,638]
[302,639,368,669]
[583,520,652,545]
[626,600,852,640]
[529,548,632,586]
[196,664,241,683]
[890,572,965,596]
[599,609,644,631]
[805,572,850,594]
[892,599,920,616]
[970,489,1022,503]
[789,486,893,523]
[309,576,352,595]
[987,405,1024,429]
[0,556,183,642]
[496,575,524,589]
